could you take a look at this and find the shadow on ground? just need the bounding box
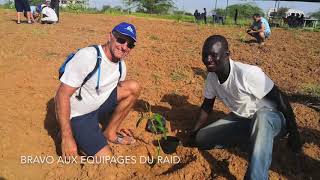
[287,93,320,112]
[134,92,320,179]
[44,98,61,155]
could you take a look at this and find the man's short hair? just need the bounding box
[202,35,229,54]
[253,13,261,18]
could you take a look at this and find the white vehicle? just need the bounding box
[267,8,304,18]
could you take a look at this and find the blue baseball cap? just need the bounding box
[36,5,42,12]
[112,22,137,42]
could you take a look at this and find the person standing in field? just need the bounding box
[234,9,238,25]
[14,0,32,24]
[203,8,207,24]
[50,0,59,22]
[191,35,301,180]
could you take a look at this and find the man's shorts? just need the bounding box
[71,88,117,156]
[15,0,31,12]
[265,31,271,39]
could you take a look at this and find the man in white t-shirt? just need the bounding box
[39,4,58,24]
[55,22,140,157]
[190,35,301,179]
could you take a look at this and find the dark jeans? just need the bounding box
[50,0,59,20]
[196,108,287,180]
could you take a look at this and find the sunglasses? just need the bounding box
[112,32,135,49]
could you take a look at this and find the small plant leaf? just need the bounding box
[150,119,158,133]
[136,112,144,128]
[157,126,166,133]
[154,114,164,127]
[156,146,161,157]
[163,129,167,140]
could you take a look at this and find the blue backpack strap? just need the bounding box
[58,52,76,79]
[92,45,102,91]
[75,45,102,101]
[118,61,122,82]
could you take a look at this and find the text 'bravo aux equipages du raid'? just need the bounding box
[21,155,181,165]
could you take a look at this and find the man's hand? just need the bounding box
[287,130,302,153]
[55,83,78,157]
[61,136,78,157]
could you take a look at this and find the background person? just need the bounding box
[50,0,59,22]
[24,3,37,23]
[194,9,200,22]
[202,8,207,24]
[247,13,271,45]
[38,4,58,24]
[14,0,32,24]
[234,9,238,25]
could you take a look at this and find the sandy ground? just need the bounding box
[0,8,319,180]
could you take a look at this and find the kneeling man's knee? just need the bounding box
[95,146,113,157]
[128,80,141,96]
[120,80,141,97]
[195,130,209,149]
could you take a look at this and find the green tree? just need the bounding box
[101,5,112,11]
[310,9,320,19]
[29,0,44,6]
[3,0,14,8]
[226,3,264,18]
[213,8,226,16]
[123,0,174,14]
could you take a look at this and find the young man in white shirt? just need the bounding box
[55,22,140,157]
[191,35,301,180]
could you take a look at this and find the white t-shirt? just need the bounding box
[41,7,58,22]
[204,59,274,118]
[60,45,127,118]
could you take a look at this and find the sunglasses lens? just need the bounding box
[116,37,127,44]
[127,42,135,49]
[114,33,135,49]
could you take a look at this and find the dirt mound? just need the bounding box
[0,9,319,180]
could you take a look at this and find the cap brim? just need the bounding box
[115,30,136,42]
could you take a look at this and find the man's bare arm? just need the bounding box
[193,97,215,132]
[55,83,78,156]
[257,23,266,33]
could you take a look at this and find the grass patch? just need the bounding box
[130,12,194,22]
[151,73,161,85]
[31,29,46,35]
[171,70,187,82]
[313,49,320,55]
[301,83,320,97]
[301,27,320,32]
[292,30,303,42]
[46,51,59,58]
[149,35,159,41]
[238,32,246,43]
